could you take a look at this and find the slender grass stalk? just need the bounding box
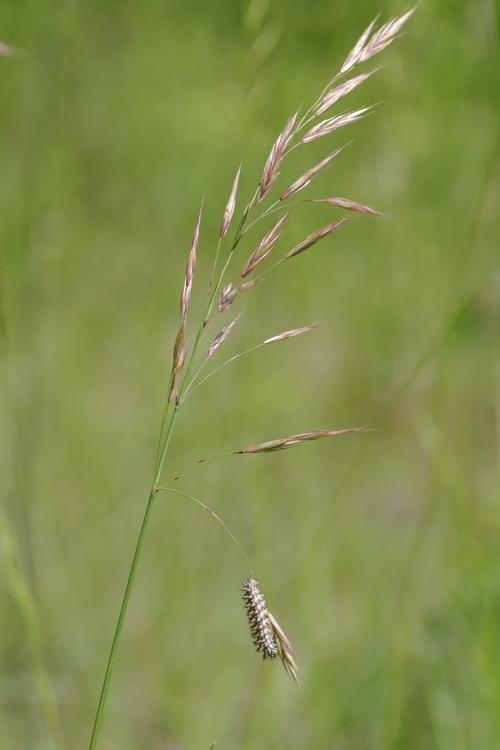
[87,7,415,744]
[87,408,179,750]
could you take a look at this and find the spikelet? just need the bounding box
[314,197,384,216]
[315,68,380,117]
[300,106,373,144]
[220,166,241,238]
[263,323,320,345]
[268,612,299,685]
[340,6,415,74]
[218,283,237,313]
[237,426,368,454]
[279,145,348,201]
[168,199,203,401]
[285,217,350,259]
[340,14,380,73]
[242,578,278,659]
[240,211,289,278]
[208,314,241,358]
[258,112,298,201]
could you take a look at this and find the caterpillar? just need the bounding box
[242,577,278,659]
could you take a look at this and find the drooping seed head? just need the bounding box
[242,578,278,659]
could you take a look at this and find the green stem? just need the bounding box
[87,407,179,750]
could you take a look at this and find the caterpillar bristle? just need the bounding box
[242,577,278,660]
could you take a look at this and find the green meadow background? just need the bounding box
[1,1,499,748]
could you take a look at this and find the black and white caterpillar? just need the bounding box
[242,577,278,659]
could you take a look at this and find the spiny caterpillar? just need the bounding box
[242,577,278,659]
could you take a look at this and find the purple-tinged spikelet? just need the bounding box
[242,578,278,659]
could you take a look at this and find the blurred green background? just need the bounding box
[1,0,499,748]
